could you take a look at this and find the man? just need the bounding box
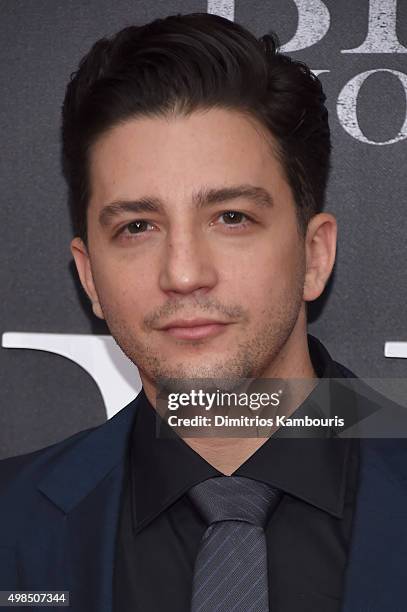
[1,12,406,612]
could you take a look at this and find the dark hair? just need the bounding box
[61,12,331,245]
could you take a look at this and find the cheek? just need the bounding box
[236,237,303,301]
[92,256,154,315]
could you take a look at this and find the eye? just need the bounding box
[117,220,155,238]
[126,220,153,233]
[216,211,253,228]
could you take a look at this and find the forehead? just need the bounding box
[88,108,288,209]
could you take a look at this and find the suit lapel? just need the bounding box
[37,392,142,612]
[335,362,407,610]
[65,461,125,612]
[342,438,407,611]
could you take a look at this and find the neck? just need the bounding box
[142,326,317,475]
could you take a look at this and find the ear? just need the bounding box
[70,237,105,320]
[303,213,337,302]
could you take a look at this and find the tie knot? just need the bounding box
[187,476,281,528]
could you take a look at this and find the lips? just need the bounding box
[161,318,227,330]
[160,319,230,340]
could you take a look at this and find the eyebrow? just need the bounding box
[98,184,274,228]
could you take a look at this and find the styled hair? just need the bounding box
[61,12,331,245]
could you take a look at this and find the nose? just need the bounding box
[159,228,218,298]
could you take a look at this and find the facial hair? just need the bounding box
[97,256,306,395]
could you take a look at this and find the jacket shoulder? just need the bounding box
[0,425,100,542]
[0,426,98,480]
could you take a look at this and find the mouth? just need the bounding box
[160,322,231,340]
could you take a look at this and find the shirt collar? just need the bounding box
[131,334,354,532]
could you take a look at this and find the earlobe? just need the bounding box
[70,237,105,320]
[91,300,104,320]
[303,213,337,302]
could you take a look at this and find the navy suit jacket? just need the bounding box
[1,362,407,611]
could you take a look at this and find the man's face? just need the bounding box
[75,108,309,390]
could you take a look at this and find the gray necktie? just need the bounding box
[187,476,281,612]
